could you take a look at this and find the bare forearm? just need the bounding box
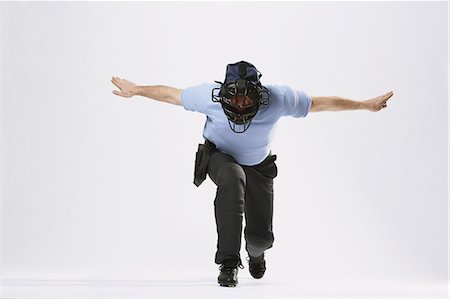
[311,96,366,112]
[310,91,393,113]
[135,85,182,106]
[111,77,182,106]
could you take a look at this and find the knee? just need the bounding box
[216,163,246,187]
[245,234,274,253]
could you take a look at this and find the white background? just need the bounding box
[1,1,448,297]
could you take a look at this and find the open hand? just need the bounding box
[111,76,138,98]
[364,91,394,112]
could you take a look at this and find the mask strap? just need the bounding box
[238,62,247,78]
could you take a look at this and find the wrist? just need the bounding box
[134,86,144,96]
[359,100,369,110]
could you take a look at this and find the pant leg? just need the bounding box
[243,155,278,257]
[207,151,246,265]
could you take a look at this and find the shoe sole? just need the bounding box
[249,270,265,279]
[219,283,237,287]
[218,280,238,287]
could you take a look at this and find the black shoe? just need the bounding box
[247,254,266,279]
[217,263,243,287]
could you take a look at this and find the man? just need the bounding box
[111,61,393,287]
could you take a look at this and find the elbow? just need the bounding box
[310,98,323,112]
[170,89,183,106]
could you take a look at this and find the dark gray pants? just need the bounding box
[207,151,278,266]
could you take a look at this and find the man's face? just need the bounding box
[229,95,254,112]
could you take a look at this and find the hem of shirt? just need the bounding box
[304,94,312,117]
[180,89,188,110]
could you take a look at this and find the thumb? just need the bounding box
[112,90,121,96]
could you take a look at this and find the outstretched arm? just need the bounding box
[310,91,394,113]
[111,76,183,106]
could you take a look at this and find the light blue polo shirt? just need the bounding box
[181,82,311,166]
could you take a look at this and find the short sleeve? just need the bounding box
[279,85,312,118]
[181,83,216,114]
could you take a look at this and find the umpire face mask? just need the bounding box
[212,61,270,133]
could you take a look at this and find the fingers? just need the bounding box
[384,91,394,101]
[379,91,393,110]
[111,76,122,96]
[111,76,121,88]
[111,82,120,89]
[111,76,124,96]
